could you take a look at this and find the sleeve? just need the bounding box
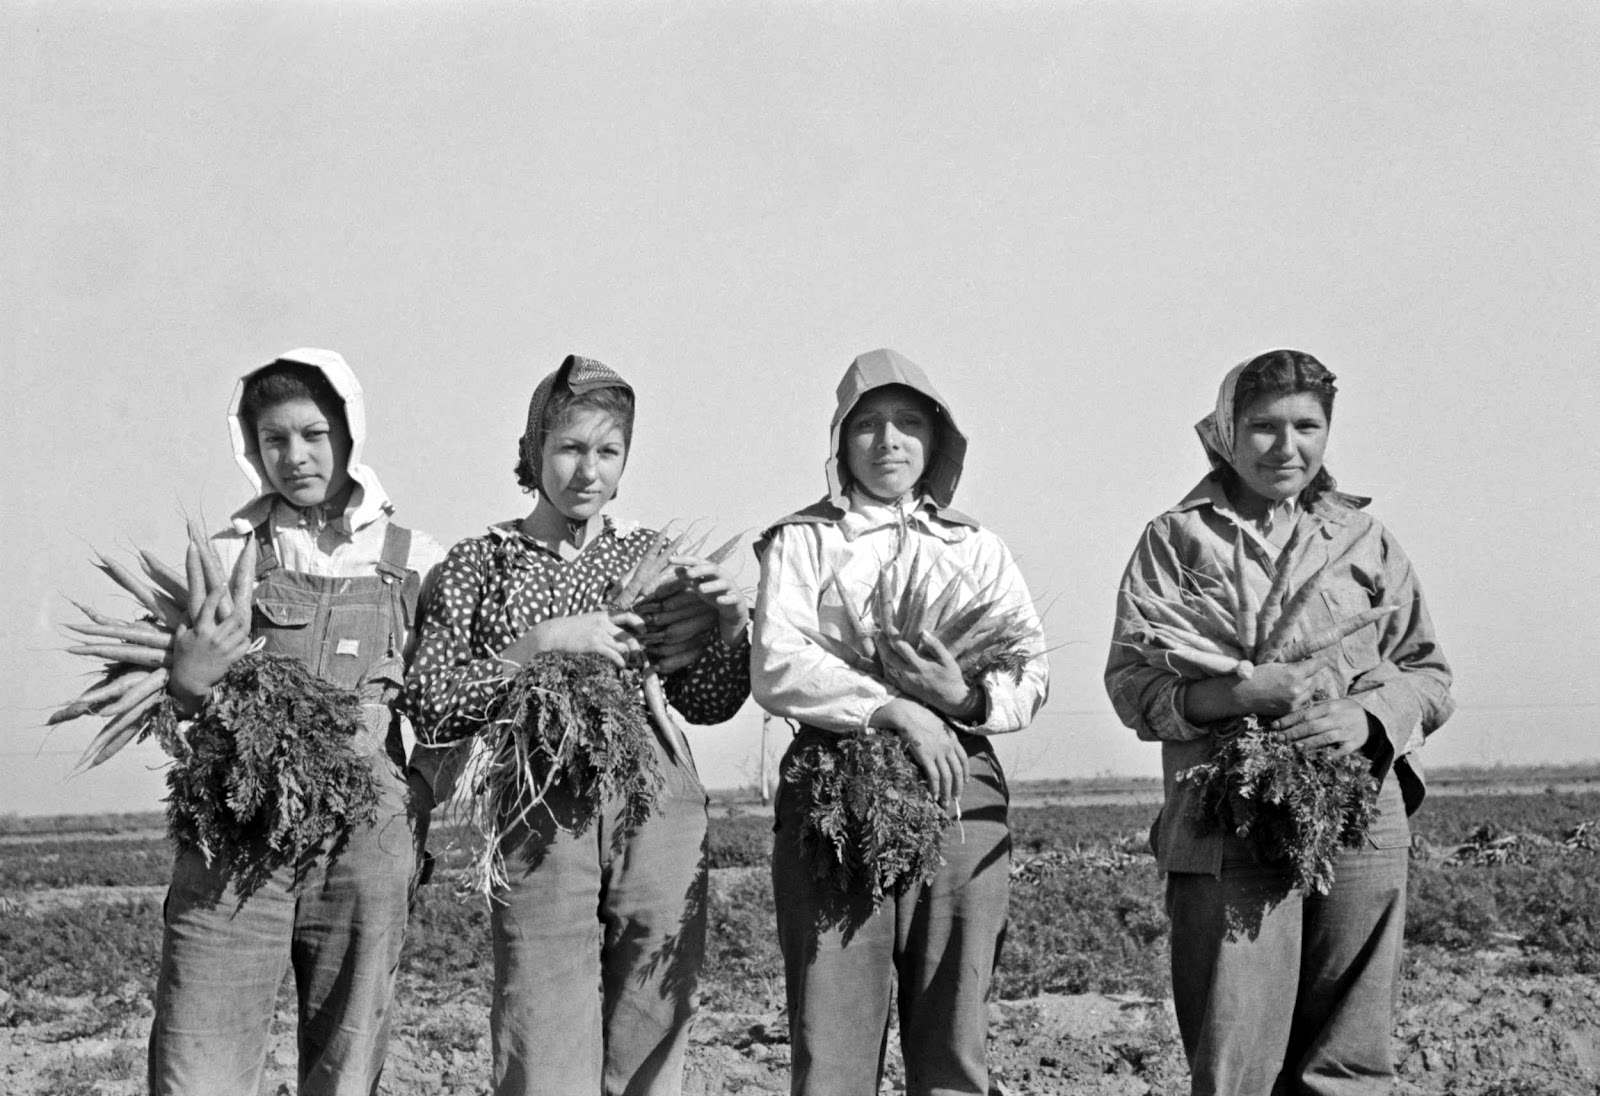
[1103,520,1215,743]
[401,530,450,665]
[1347,527,1455,759]
[662,630,752,725]
[402,538,517,745]
[949,533,1049,735]
[750,523,896,733]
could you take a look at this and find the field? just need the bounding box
[3,773,1599,1095]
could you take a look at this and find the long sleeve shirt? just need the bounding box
[752,495,1048,735]
[1105,476,1454,875]
[403,517,750,748]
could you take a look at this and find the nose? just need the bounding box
[284,437,310,466]
[876,422,903,450]
[1268,428,1296,458]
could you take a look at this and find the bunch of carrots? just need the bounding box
[51,524,259,770]
[787,544,1044,910]
[1121,525,1395,893]
[52,526,379,900]
[459,527,739,896]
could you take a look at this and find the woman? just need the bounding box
[403,354,750,1096]
[752,348,1049,1096]
[151,349,445,1096]
[1105,349,1454,1094]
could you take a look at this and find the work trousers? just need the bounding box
[1166,776,1410,1096]
[490,738,710,1096]
[148,755,418,1096]
[773,734,1011,1096]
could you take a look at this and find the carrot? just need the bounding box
[1258,568,1334,663]
[65,621,173,648]
[1251,525,1302,655]
[187,521,234,619]
[184,542,205,624]
[73,687,165,772]
[1272,606,1400,664]
[1231,532,1258,658]
[797,625,878,674]
[230,535,259,619]
[94,666,169,725]
[67,598,120,627]
[46,669,147,725]
[94,555,164,619]
[139,550,191,603]
[919,571,967,635]
[68,643,168,668]
[704,532,743,566]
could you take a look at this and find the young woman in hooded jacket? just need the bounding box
[752,349,1049,1096]
[403,355,750,1096]
[1105,349,1454,1095]
[149,349,447,1096]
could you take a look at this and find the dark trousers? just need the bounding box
[1166,777,1410,1096]
[773,740,1011,1096]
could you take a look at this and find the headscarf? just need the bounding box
[825,348,968,510]
[226,348,391,534]
[1193,356,1254,469]
[519,354,635,495]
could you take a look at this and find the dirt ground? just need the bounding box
[4,871,1598,1095]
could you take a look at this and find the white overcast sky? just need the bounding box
[3,2,1597,815]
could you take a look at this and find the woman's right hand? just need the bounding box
[1184,659,1339,722]
[169,586,252,715]
[870,697,968,812]
[498,611,646,670]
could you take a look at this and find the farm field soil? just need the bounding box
[4,787,1599,1095]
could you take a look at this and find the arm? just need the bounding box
[750,524,896,733]
[402,539,522,744]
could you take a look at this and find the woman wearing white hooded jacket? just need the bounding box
[148,349,445,1096]
[752,349,1049,1096]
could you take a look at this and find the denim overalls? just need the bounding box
[149,522,423,1096]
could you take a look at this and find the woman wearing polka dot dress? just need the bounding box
[403,355,751,1096]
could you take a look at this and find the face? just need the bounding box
[1230,391,1330,504]
[254,397,353,508]
[540,407,628,521]
[843,388,936,504]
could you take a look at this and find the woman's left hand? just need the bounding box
[1272,697,1374,758]
[881,630,984,721]
[666,556,750,646]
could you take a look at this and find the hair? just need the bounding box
[513,384,636,493]
[238,362,345,437]
[835,383,943,495]
[1214,348,1340,502]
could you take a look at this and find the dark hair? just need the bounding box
[239,362,345,437]
[1214,349,1340,502]
[835,384,943,494]
[513,385,636,492]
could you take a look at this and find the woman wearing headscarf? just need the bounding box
[752,348,1049,1096]
[1105,349,1454,1095]
[404,355,750,1096]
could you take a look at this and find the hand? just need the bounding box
[634,583,718,675]
[667,556,750,646]
[169,586,252,714]
[869,697,969,812]
[499,611,645,670]
[880,629,982,721]
[1232,660,1341,718]
[1273,698,1374,758]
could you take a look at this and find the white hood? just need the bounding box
[226,348,391,534]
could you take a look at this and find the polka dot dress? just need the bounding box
[405,517,750,744]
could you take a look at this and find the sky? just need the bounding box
[3,1,1597,816]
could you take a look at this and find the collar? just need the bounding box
[838,489,973,545]
[1170,475,1370,533]
[487,512,642,561]
[229,482,389,538]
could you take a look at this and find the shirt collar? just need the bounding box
[487,512,642,561]
[839,489,970,544]
[230,481,389,538]
[1170,475,1370,533]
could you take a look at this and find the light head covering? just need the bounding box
[519,354,635,496]
[825,348,968,510]
[1193,356,1254,469]
[226,348,390,534]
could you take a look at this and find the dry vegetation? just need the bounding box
[2,777,1598,1095]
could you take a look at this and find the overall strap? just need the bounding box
[251,519,280,580]
[376,523,412,581]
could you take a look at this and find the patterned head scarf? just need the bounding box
[1193,356,1253,469]
[519,354,635,494]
